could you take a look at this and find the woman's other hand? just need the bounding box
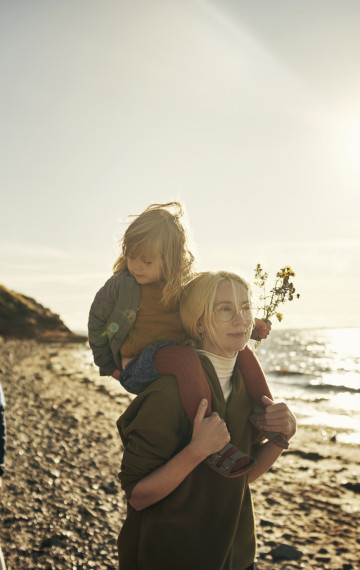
[256,395,296,441]
[248,396,296,483]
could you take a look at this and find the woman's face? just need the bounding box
[198,280,253,358]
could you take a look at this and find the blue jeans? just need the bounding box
[119,341,175,394]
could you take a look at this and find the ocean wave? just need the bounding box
[269,369,313,377]
[306,383,360,394]
[271,374,360,394]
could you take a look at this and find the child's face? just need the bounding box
[127,252,162,285]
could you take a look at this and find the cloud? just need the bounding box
[0,243,69,259]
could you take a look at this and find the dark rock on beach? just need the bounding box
[270,544,303,561]
[341,482,360,494]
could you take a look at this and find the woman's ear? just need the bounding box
[197,319,205,334]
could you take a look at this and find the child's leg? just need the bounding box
[153,345,212,420]
[119,341,173,394]
[237,346,288,449]
[153,345,254,478]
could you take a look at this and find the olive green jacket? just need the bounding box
[117,356,261,570]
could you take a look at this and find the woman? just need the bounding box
[117,271,296,570]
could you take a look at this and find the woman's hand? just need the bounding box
[248,396,296,484]
[128,399,230,511]
[190,399,231,460]
[256,395,296,440]
[252,318,272,341]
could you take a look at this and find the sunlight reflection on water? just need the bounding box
[82,327,360,444]
[255,327,360,444]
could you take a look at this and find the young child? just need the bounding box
[88,202,288,479]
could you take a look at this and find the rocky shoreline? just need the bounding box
[0,339,129,569]
[0,339,359,569]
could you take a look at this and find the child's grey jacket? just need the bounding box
[88,269,140,376]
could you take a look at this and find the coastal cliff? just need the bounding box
[0,284,86,342]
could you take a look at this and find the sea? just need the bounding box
[251,327,360,445]
[82,327,360,446]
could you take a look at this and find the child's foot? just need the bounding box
[205,443,255,478]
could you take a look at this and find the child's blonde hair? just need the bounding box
[113,202,194,308]
[180,271,253,350]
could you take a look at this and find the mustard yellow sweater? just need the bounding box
[120,281,186,359]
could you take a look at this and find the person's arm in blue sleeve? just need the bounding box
[0,383,5,478]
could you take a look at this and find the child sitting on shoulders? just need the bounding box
[88,202,287,479]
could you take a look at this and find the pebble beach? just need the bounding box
[0,339,359,569]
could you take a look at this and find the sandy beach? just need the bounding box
[0,339,358,569]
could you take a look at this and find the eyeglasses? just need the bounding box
[213,303,254,322]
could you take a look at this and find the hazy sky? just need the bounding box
[1,0,360,331]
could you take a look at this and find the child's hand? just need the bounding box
[252,318,272,341]
[111,369,121,380]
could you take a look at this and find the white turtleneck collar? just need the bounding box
[197,350,237,402]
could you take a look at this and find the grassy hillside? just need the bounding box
[0,284,85,341]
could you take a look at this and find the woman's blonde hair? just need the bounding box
[180,271,253,350]
[113,202,194,308]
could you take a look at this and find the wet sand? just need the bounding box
[0,340,358,569]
